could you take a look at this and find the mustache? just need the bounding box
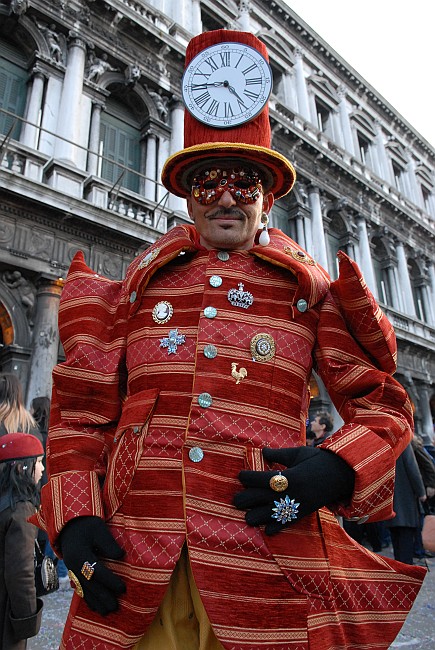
[205,208,245,219]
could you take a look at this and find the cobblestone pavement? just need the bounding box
[28,549,434,649]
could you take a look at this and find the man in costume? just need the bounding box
[32,30,426,650]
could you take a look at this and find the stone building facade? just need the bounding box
[0,0,434,440]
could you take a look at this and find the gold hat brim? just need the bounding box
[161,142,296,200]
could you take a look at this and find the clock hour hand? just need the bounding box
[227,84,245,105]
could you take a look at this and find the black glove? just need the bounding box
[59,516,126,615]
[234,446,355,535]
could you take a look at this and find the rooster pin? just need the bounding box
[231,363,247,384]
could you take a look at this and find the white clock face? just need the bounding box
[182,42,273,128]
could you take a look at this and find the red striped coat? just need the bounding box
[33,225,425,650]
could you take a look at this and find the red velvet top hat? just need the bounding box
[161,29,296,200]
[0,433,44,462]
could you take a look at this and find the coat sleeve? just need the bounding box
[30,253,128,550]
[313,292,414,522]
[6,503,38,620]
[402,444,426,499]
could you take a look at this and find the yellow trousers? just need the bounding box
[133,546,224,650]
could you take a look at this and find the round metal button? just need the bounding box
[217,251,230,261]
[189,447,204,463]
[296,299,308,313]
[204,306,217,319]
[129,291,137,303]
[198,392,213,408]
[204,344,218,359]
[209,275,223,288]
[132,426,140,434]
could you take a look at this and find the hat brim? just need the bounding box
[161,142,296,200]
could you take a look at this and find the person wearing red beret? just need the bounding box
[0,433,44,649]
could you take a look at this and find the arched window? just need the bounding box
[0,41,28,140]
[99,94,142,194]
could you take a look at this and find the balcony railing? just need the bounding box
[0,111,171,236]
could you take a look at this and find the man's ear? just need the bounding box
[263,192,274,214]
[186,196,195,222]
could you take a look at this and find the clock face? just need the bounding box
[182,41,273,128]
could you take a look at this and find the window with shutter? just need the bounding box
[99,100,141,194]
[0,54,27,139]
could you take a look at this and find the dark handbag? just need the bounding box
[34,540,59,596]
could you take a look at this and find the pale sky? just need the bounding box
[283,1,434,148]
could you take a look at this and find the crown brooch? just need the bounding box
[227,283,254,309]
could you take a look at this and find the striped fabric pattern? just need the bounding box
[33,226,425,650]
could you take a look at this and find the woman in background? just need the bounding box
[0,374,41,440]
[30,396,69,589]
[0,432,44,648]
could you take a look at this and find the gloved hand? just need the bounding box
[234,446,355,535]
[59,516,126,615]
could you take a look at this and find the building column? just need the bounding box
[281,70,297,111]
[191,0,202,33]
[21,70,45,149]
[386,265,401,310]
[337,85,355,156]
[168,101,185,213]
[419,385,435,442]
[54,35,87,164]
[294,49,311,121]
[355,215,378,299]
[404,150,421,207]
[422,284,435,325]
[237,0,251,31]
[295,213,306,249]
[26,279,63,404]
[144,133,158,201]
[87,101,104,176]
[374,120,393,184]
[396,241,417,316]
[428,263,435,319]
[308,186,328,269]
[157,134,170,202]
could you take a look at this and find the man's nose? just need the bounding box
[217,190,237,207]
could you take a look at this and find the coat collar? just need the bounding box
[127,225,330,315]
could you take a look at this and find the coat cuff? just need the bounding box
[320,423,396,522]
[10,598,43,641]
[30,470,104,550]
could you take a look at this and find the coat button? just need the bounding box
[133,426,140,434]
[198,392,213,408]
[189,447,204,463]
[217,251,230,261]
[296,298,308,312]
[204,306,217,319]
[204,344,217,359]
[209,275,223,287]
[130,291,137,303]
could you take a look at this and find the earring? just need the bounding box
[259,212,270,246]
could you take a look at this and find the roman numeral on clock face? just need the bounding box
[194,90,211,108]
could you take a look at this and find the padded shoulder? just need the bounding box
[330,251,397,373]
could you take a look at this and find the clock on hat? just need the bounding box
[161,29,296,200]
[182,41,272,128]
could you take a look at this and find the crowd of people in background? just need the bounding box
[307,409,435,565]
[0,373,68,648]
